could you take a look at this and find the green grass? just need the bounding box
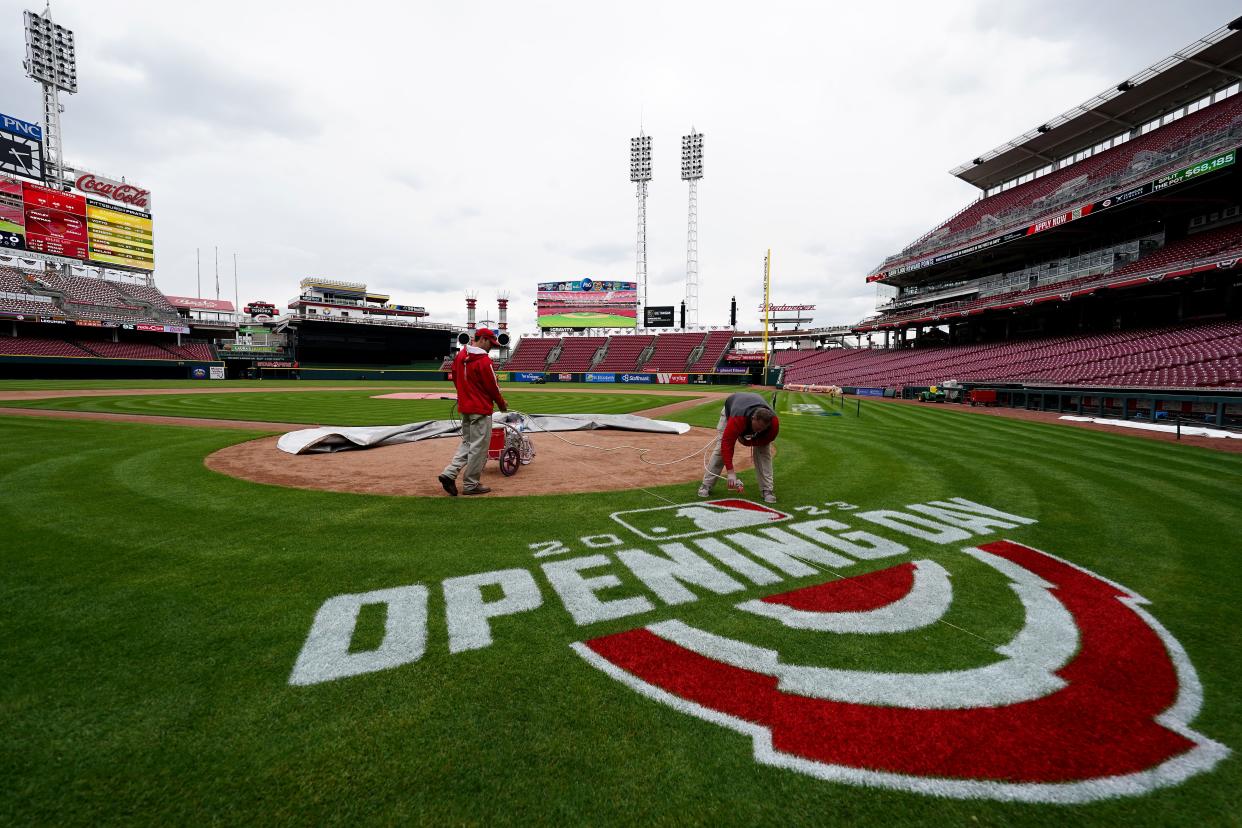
[0,390,701,425]
[1,391,1239,825]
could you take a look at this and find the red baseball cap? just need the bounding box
[475,327,498,342]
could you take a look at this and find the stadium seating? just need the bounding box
[78,340,181,360]
[0,267,38,294]
[161,343,217,361]
[115,282,177,313]
[891,95,1242,266]
[0,336,94,357]
[547,337,606,372]
[0,296,57,317]
[866,223,1242,329]
[505,337,559,370]
[43,272,129,305]
[594,335,655,371]
[639,332,705,371]
[780,321,1242,389]
[69,305,158,323]
[687,330,735,372]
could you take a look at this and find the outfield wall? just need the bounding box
[0,354,224,380]
[499,371,750,386]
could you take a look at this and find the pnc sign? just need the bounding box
[288,496,1229,803]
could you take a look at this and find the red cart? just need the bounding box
[486,420,535,476]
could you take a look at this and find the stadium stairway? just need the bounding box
[547,337,607,372]
[594,335,655,371]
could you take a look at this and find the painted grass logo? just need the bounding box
[612,499,790,540]
[573,539,1230,803]
[288,495,1228,802]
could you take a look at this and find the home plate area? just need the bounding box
[205,425,750,497]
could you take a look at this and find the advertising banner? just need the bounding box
[165,296,235,312]
[494,372,510,382]
[74,171,152,212]
[0,175,25,251]
[191,367,208,379]
[558,373,573,382]
[716,365,750,374]
[619,373,654,384]
[656,373,689,384]
[513,372,545,382]
[209,366,226,379]
[585,372,615,383]
[86,200,154,270]
[0,112,41,141]
[22,182,86,259]
[724,351,766,363]
[856,387,885,396]
[644,305,675,327]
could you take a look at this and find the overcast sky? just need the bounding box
[0,0,1237,331]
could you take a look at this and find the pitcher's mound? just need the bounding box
[205,426,750,497]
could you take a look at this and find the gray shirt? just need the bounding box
[724,392,773,419]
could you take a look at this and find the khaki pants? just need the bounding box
[441,413,492,491]
[701,407,774,497]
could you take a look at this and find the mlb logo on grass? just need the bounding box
[612,499,789,540]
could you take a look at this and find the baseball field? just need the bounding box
[2,380,1239,825]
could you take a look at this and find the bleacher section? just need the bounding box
[888,94,1242,269]
[861,223,1242,331]
[80,341,183,360]
[0,266,184,325]
[780,322,1242,389]
[0,336,95,357]
[547,337,606,372]
[0,335,219,362]
[116,282,177,313]
[639,332,705,371]
[504,337,558,371]
[593,335,654,371]
[688,330,734,372]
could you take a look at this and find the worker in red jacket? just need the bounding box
[439,328,508,496]
[698,391,780,503]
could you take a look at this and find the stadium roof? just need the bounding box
[950,18,1242,190]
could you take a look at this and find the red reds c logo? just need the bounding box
[573,540,1228,803]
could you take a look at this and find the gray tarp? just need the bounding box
[276,412,692,455]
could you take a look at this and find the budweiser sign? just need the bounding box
[74,172,152,211]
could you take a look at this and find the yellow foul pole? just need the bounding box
[762,249,771,379]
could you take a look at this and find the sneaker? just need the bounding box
[697,486,711,498]
[438,474,458,497]
[763,493,777,504]
[463,486,492,495]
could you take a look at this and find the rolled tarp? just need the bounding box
[276,412,692,455]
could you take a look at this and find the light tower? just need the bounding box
[630,133,652,322]
[681,130,703,326]
[23,7,77,190]
[496,291,509,332]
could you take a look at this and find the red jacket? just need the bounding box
[453,345,507,415]
[720,414,779,471]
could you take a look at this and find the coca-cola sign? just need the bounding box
[74,172,152,211]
